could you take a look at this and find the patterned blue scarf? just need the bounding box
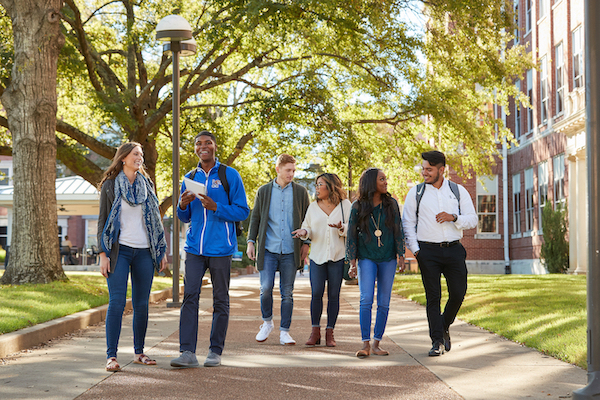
[101,171,167,271]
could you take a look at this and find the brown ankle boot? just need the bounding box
[305,327,321,346]
[325,328,336,347]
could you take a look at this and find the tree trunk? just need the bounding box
[0,0,66,284]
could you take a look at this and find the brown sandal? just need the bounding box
[106,357,121,372]
[355,349,370,358]
[371,347,389,356]
[134,353,157,366]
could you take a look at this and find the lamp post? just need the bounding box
[156,15,197,308]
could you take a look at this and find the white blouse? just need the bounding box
[300,199,353,265]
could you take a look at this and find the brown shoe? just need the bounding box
[325,328,336,347]
[305,326,321,346]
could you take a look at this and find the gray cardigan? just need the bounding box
[247,180,310,271]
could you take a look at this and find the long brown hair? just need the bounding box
[315,173,347,205]
[97,142,148,189]
[354,168,399,241]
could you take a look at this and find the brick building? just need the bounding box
[441,0,583,274]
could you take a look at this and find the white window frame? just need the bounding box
[514,0,520,43]
[573,26,584,89]
[553,154,565,207]
[556,43,565,115]
[515,80,521,139]
[525,168,535,232]
[540,56,549,123]
[513,173,522,234]
[527,69,534,132]
[526,0,532,34]
[476,175,498,235]
[538,161,548,233]
[539,0,548,19]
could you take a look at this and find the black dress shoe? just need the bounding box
[428,342,445,356]
[443,328,451,352]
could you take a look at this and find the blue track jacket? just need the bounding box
[177,161,250,257]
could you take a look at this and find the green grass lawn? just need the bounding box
[394,274,587,369]
[0,271,173,335]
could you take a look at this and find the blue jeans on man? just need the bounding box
[179,253,231,355]
[105,245,154,359]
[259,250,296,331]
[357,258,397,342]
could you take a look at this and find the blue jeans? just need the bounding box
[309,259,344,329]
[179,253,231,355]
[357,258,397,341]
[105,245,154,359]
[259,250,296,331]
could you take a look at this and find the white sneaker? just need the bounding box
[280,330,296,346]
[256,321,274,342]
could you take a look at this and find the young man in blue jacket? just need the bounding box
[170,131,249,368]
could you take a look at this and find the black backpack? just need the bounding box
[415,181,461,228]
[188,163,243,237]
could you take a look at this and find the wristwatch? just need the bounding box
[452,214,458,222]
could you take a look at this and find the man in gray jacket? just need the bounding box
[247,154,310,345]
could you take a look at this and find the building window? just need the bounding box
[540,56,549,123]
[539,0,548,19]
[86,219,98,248]
[525,168,535,232]
[556,43,564,115]
[0,168,9,186]
[526,0,532,33]
[573,26,584,89]
[515,80,521,139]
[477,175,498,234]
[514,0,519,43]
[513,173,522,234]
[553,154,565,206]
[527,69,534,132]
[538,161,548,232]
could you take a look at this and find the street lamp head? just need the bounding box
[156,15,193,42]
[163,38,197,57]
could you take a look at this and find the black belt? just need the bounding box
[419,240,460,248]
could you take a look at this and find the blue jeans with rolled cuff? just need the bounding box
[105,245,154,359]
[259,250,297,331]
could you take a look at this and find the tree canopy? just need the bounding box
[0,0,533,206]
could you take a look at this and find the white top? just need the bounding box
[300,199,353,265]
[402,178,477,254]
[119,199,150,248]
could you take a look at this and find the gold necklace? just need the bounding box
[370,211,383,247]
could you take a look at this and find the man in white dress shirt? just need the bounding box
[402,150,477,357]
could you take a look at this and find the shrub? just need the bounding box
[540,203,569,273]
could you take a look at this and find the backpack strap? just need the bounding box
[415,180,461,228]
[218,163,231,204]
[187,163,230,204]
[448,180,461,215]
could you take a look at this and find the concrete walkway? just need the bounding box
[0,273,587,400]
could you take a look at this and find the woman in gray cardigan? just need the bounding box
[97,142,167,372]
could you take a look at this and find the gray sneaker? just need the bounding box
[170,350,199,368]
[204,350,221,367]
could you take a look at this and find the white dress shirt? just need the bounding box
[402,178,477,255]
[300,199,352,265]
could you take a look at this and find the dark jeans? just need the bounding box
[179,253,231,355]
[309,259,344,329]
[105,245,154,359]
[416,241,468,344]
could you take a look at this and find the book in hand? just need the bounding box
[183,177,207,198]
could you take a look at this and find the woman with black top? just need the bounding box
[347,168,405,358]
[97,142,168,372]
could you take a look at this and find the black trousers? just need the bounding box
[416,241,468,345]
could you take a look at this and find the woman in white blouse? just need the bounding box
[292,173,352,347]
